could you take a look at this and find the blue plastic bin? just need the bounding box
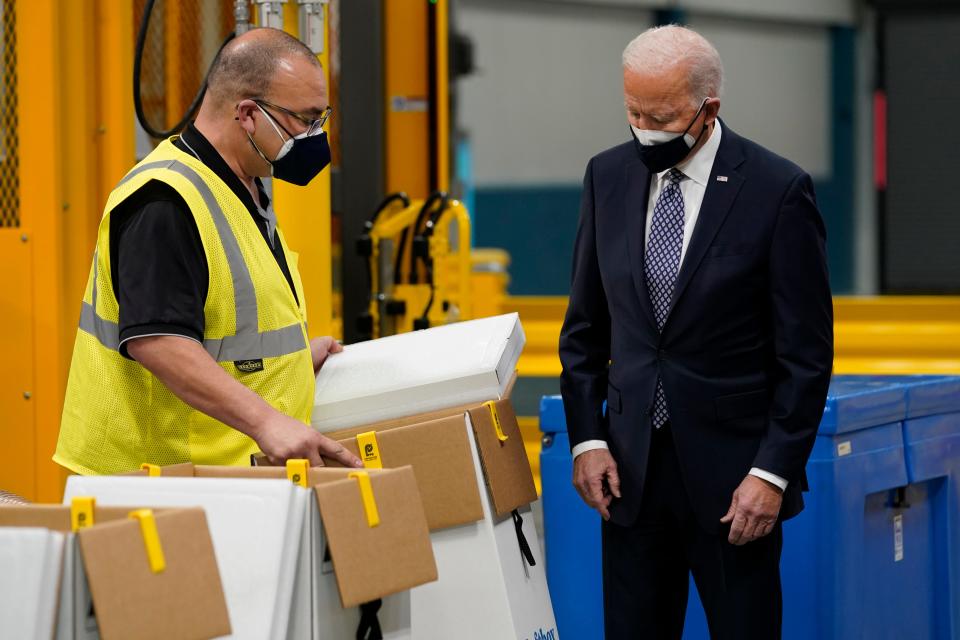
[901,377,960,639]
[808,375,960,640]
[539,398,604,640]
[781,378,910,640]
[540,376,960,640]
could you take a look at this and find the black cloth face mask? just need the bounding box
[630,98,710,173]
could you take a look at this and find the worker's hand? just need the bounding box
[573,448,621,521]
[257,412,363,468]
[720,474,783,545]
[310,337,343,374]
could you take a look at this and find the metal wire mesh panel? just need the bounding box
[0,0,19,228]
[133,0,235,142]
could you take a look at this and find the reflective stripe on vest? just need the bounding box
[77,159,306,362]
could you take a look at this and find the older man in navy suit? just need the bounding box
[560,25,833,639]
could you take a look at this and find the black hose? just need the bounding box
[412,192,449,246]
[134,0,234,139]
[368,192,411,229]
[360,192,411,311]
[417,202,454,322]
[418,261,436,323]
[395,193,445,285]
[424,199,450,237]
[416,195,454,323]
[398,192,448,285]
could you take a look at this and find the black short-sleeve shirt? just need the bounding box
[110,124,298,358]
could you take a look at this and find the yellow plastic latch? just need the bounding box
[484,401,509,443]
[70,497,96,532]
[356,431,383,469]
[286,459,309,487]
[128,509,166,574]
[140,463,161,477]
[348,471,381,528]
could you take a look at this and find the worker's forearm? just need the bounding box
[126,335,274,441]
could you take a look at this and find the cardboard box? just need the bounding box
[323,399,557,640]
[65,475,304,640]
[325,399,536,527]
[0,504,230,640]
[123,463,437,639]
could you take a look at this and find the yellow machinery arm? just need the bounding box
[359,194,474,339]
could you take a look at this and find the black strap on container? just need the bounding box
[357,599,383,640]
[512,509,537,567]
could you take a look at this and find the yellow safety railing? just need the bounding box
[502,295,960,379]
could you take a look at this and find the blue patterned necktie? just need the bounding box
[644,168,686,429]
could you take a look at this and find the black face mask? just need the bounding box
[630,99,709,173]
[269,130,331,186]
[249,105,332,186]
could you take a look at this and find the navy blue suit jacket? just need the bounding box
[559,122,834,531]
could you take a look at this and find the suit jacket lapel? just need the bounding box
[623,158,658,332]
[664,126,746,324]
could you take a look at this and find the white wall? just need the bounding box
[458,1,654,185]
[513,0,857,25]
[682,0,856,25]
[458,0,833,186]
[687,14,831,178]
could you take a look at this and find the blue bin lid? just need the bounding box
[820,376,908,434]
[897,375,960,418]
[836,375,960,419]
[539,395,568,434]
[543,377,932,435]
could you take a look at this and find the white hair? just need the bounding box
[622,25,724,105]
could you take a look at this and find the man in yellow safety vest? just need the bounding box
[55,28,362,474]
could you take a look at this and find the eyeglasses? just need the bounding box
[253,98,332,137]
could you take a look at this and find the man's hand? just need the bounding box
[256,412,363,469]
[573,448,621,520]
[310,336,343,374]
[126,335,360,469]
[720,474,783,545]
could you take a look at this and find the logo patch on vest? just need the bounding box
[235,359,265,373]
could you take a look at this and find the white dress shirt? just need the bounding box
[571,122,788,492]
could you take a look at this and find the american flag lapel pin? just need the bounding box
[716,175,729,182]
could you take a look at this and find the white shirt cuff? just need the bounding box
[572,440,609,459]
[749,467,788,491]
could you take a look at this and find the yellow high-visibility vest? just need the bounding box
[55,139,314,474]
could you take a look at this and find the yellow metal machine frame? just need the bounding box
[1,1,337,501]
[384,0,450,197]
[2,0,136,501]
